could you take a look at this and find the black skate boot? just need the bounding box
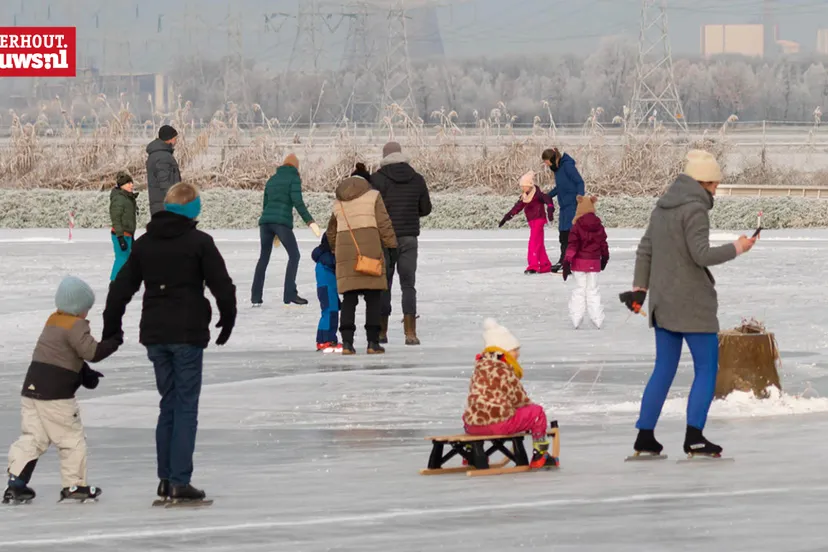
[625,430,666,461]
[550,263,562,273]
[59,485,101,503]
[524,269,537,275]
[151,479,171,506]
[3,475,35,505]
[168,484,212,507]
[683,426,723,458]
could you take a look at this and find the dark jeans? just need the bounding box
[557,230,570,264]
[340,290,382,344]
[381,236,418,317]
[146,344,204,486]
[251,223,300,304]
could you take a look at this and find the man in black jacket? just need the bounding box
[103,182,236,504]
[146,125,182,216]
[371,142,432,345]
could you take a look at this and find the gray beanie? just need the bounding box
[55,276,95,316]
[382,141,402,158]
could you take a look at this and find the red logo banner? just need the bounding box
[0,27,76,77]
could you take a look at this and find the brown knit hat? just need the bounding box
[382,141,402,158]
[572,195,597,224]
[283,153,299,170]
[115,171,133,188]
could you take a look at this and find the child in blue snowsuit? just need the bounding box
[312,234,341,352]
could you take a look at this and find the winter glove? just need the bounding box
[498,217,508,228]
[562,261,572,281]
[600,256,608,271]
[388,248,399,265]
[619,290,647,314]
[309,221,322,238]
[215,316,234,346]
[117,236,128,251]
[80,363,104,390]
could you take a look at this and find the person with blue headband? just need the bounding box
[103,182,237,506]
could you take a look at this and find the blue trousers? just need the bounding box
[636,327,719,431]
[110,234,133,281]
[146,344,204,486]
[316,264,339,344]
[251,223,300,304]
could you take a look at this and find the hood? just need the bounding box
[111,187,138,200]
[335,176,373,202]
[378,153,417,183]
[657,174,714,211]
[146,138,173,156]
[275,164,299,178]
[560,153,576,169]
[576,212,603,232]
[146,211,197,239]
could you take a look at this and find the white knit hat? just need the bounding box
[519,171,535,189]
[482,318,521,352]
[683,149,722,183]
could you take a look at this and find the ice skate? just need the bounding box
[529,441,560,470]
[367,342,385,355]
[251,302,263,308]
[550,263,562,273]
[166,484,212,508]
[285,296,308,306]
[524,269,537,275]
[152,479,171,506]
[317,342,342,354]
[58,485,101,503]
[626,429,667,461]
[682,426,724,459]
[3,480,35,505]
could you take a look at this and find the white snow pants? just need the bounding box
[569,272,604,329]
[7,397,87,488]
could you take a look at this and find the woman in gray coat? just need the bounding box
[621,150,756,459]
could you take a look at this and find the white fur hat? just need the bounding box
[482,318,521,352]
[683,149,722,183]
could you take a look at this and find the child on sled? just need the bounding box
[498,171,556,274]
[462,318,557,469]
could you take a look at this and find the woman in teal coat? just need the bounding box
[251,154,320,306]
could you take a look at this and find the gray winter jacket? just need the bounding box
[146,139,181,215]
[633,174,738,334]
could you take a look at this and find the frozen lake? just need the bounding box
[0,228,827,551]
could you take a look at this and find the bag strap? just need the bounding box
[337,200,363,258]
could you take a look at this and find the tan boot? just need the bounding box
[379,316,389,344]
[403,315,420,346]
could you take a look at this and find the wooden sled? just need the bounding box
[420,421,560,477]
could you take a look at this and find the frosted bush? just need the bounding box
[0,190,826,230]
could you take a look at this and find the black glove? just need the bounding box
[562,261,572,281]
[619,290,647,314]
[80,363,104,390]
[498,217,508,228]
[388,248,399,264]
[600,257,608,271]
[117,236,128,251]
[215,317,234,346]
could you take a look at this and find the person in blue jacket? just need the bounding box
[311,234,341,353]
[543,148,586,272]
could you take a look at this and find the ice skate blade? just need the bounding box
[677,455,734,464]
[3,498,32,505]
[625,452,667,462]
[152,498,170,507]
[58,498,98,504]
[164,498,213,508]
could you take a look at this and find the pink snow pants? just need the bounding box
[527,219,552,273]
[464,404,548,440]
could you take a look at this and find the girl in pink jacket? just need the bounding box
[562,196,609,328]
[499,171,556,274]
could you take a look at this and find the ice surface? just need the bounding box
[0,228,827,551]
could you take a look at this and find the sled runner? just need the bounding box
[420,421,560,477]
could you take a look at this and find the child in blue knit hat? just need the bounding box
[4,276,121,504]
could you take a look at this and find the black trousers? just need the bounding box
[340,290,382,344]
[558,230,570,264]
[381,236,418,317]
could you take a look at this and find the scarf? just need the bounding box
[164,197,202,220]
[477,346,524,380]
[521,186,536,204]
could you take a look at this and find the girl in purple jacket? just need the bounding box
[499,171,556,274]
[562,196,609,328]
